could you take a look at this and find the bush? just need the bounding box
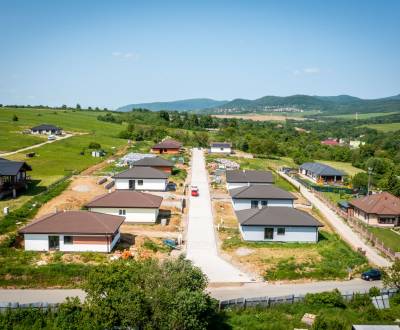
[349,293,373,309]
[304,290,346,308]
[88,142,101,149]
[369,286,381,297]
[312,313,350,330]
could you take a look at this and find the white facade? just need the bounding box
[115,178,167,191]
[23,232,120,252]
[232,199,293,211]
[239,225,318,243]
[210,146,231,154]
[88,207,159,224]
[227,182,271,190]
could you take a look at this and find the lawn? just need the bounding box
[316,160,364,176]
[0,121,46,153]
[361,123,400,132]
[367,227,400,252]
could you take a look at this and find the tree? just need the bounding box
[76,103,81,110]
[379,169,400,197]
[12,114,18,122]
[61,104,67,109]
[82,257,219,329]
[352,172,369,191]
[159,111,170,122]
[383,259,400,290]
[88,142,101,149]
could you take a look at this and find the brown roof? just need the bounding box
[230,185,297,200]
[112,166,169,179]
[226,170,274,184]
[349,192,400,215]
[152,139,182,149]
[86,190,162,208]
[236,207,323,227]
[19,211,124,235]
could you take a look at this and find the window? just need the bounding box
[277,227,285,235]
[64,236,73,245]
[264,228,274,239]
[261,200,268,207]
[251,200,259,209]
[137,180,144,186]
[378,217,395,224]
[119,209,126,215]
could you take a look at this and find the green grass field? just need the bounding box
[0,121,46,153]
[317,160,364,176]
[325,112,398,120]
[360,123,400,132]
[367,227,400,252]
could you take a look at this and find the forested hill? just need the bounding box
[116,98,228,112]
[116,94,400,115]
[206,94,400,115]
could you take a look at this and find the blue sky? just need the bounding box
[0,0,399,109]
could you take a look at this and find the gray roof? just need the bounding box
[352,326,400,330]
[211,142,231,148]
[300,162,346,177]
[31,124,61,131]
[236,207,323,227]
[230,185,297,200]
[0,158,31,176]
[131,156,174,167]
[113,166,169,179]
[226,170,274,184]
[86,190,163,208]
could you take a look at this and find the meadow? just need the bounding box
[316,160,364,176]
[324,111,398,120]
[361,122,400,132]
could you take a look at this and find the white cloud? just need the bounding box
[111,51,139,60]
[293,67,321,76]
[112,51,122,57]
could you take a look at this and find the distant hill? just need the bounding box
[116,98,228,112]
[206,94,400,115]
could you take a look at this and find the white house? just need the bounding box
[31,124,62,135]
[226,170,274,190]
[19,211,124,252]
[236,207,323,243]
[86,190,163,224]
[210,142,232,154]
[230,185,297,210]
[113,166,169,191]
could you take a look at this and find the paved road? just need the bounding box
[279,172,391,268]
[186,148,252,283]
[0,289,85,304]
[0,134,74,157]
[209,279,384,300]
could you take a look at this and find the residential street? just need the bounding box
[186,148,252,283]
[279,172,392,268]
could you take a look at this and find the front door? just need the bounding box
[129,180,135,190]
[48,236,60,250]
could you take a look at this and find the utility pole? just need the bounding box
[367,167,373,195]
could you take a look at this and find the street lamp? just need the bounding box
[367,167,373,195]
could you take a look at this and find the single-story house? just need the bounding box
[226,170,274,190]
[0,158,31,199]
[348,192,400,227]
[131,156,174,174]
[113,166,169,191]
[151,139,182,154]
[230,185,297,210]
[19,211,124,252]
[86,190,163,224]
[299,162,346,184]
[236,207,323,242]
[31,124,62,135]
[321,139,340,146]
[210,142,232,154]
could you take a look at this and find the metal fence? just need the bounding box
[219,288,398,310]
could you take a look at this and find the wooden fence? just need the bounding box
[312,190,399,260]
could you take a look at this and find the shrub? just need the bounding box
[312,313,350,330]
[349,293,373,309]
[369,286,381,297]
[88,142,101,149]
[12,114,18,121]
[304,290,346,308]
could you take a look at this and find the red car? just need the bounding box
[191,186,199,197]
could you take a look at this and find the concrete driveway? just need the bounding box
[186,148,252,283]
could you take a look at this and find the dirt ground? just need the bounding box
[35,176,107,218]
[212,114,307,122]
[213,200,237,228]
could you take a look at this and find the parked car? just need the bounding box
[191,186,199,197]
[48,135,56,141]
[361,269,382,281]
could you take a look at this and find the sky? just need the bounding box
[0,0,399,109]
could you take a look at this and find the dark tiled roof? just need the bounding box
[19,211,124,235]
[152,139,182,149]
[300,162,346,176]
[131,156,174,167]
[86,190,162,208]
[226,170,274,184]
[236,207,323,227]
[31,124,61,131]
[0,158,31,176]
[230,185,296,200]
[349,192,400,215]
[211,142,232,148]
[113,166,169,179]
